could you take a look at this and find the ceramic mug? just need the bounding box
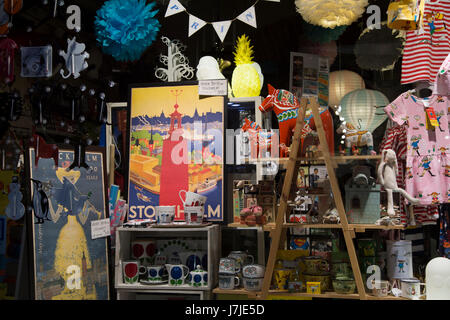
[156,206,175,224]
[122,260,139,284]
[228,251,254,269]
[401,278,426,300]
[166,264,190,286]
[219,257,241,274]
[184,206,204,225]
[147,265,167,282]
[179,190,207,207]
[242,264,265,278]
[303,256,329,274]
[273,269,292,290]
[139,265,148,281]
[371,280,392,297]
[243,277,263,291]
[219,274,240,290]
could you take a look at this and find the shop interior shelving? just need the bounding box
[216,97,406,300]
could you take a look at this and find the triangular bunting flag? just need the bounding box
[188,15,207,37]
[212,20,232,42]
[165,0,186,18]
[237,6,257,28]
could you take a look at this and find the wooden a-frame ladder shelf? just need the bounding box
[215,97,406,300]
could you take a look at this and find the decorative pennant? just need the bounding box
[212,20,232,42]
[165,0,186,17]
[188,14,207,37]
[237,6,257,28]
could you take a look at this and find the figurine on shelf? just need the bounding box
[337,122,376,155]
[322,207,340,224]
[378,149,419,216]
[257,85,334,157]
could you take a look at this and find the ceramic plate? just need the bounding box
[140,279,168,285]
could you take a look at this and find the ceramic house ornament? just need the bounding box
[59,37,89,79]
[155,36,194,82]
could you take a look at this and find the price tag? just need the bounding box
[425,107,439,129]
[91,218,110,239]
[198,79,228,96]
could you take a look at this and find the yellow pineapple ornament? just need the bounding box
[231,35,263,97]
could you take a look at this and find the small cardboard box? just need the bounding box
[306,282,321,294]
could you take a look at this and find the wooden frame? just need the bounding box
[126,82,225,222]
[27,146,110,300]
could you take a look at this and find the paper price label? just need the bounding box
[198,79,228,96]
[91,218,110,239]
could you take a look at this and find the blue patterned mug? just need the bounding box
[147,265,167,282]
[166,264,189,286]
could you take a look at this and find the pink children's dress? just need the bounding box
[384,92,450,205]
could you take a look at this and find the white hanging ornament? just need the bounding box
[59,37,89,79]
[66,4,81,32]
[155,36,194,82]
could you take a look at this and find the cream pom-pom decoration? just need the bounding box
[295,0,369,28]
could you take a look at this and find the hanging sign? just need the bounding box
[188,14,207,37]
[212,20,232,42]
[165,0,186,17]
[237,6,257,28]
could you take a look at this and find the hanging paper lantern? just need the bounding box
[94,0,161,62]
[295,0,369,28]
[354,23,405,71]
[340,89,389,133]
[302,21,347,43]
[328,70,365,107]
[302,40,338,67]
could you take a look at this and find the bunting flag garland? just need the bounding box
[212,21,232,42]
[165,0,263,42]
[164,0,186,17]
[237,6,257,28]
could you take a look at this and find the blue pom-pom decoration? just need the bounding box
[95,0,161,62]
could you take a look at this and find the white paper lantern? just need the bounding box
[340,89,389,133]
[328,70,365,107]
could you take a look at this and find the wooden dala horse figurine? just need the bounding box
[258,84,334,157]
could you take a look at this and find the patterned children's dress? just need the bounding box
[384,92,450,205]
[379,124,439,225]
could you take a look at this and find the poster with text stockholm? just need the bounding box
[128,84,224,221]
[29,148,109,300]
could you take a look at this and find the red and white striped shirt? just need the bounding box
[401,0,450,84]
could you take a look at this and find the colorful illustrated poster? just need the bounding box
[290,52,329,107]
[29,148,109,300]
[128,83,224,221]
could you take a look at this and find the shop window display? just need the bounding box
[0,0,447,305]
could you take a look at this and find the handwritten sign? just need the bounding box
[198,79,228,96]
[91,218,110,239]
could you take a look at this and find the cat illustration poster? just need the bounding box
[128,83,224,221]
[29,148,109,300]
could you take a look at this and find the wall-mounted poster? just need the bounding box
[289,52,329,107]
[29,147,110,300]
[128,82,224,222]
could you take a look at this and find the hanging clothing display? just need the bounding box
[439,204,450,258]
[401,0,450,84]
[384,92,450,206]
[379,124,439,225]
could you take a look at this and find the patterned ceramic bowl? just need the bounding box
[242,264,265,278]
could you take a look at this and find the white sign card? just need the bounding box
[198,80,228,96]
[91,218,111,239]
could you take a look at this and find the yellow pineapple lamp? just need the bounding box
[231,35,263,97]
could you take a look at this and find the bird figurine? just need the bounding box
[31,178,50,224]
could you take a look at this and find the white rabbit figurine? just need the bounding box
[378,149,419,217]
